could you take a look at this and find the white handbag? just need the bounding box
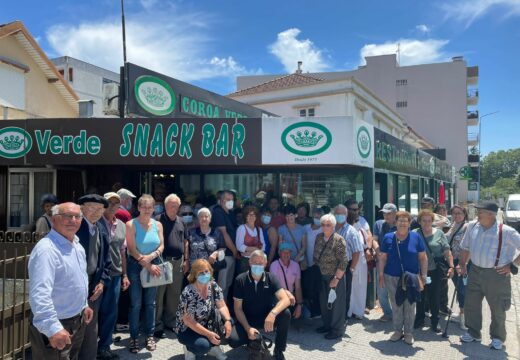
[140,256,173,288]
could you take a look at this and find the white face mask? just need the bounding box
[327,288,337,309]
[225,200,234,210]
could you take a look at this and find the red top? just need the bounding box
[270,213,286,229]
[244,228,262,248]
[115,207,132,224]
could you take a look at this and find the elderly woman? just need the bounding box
[188,207,226,269]
[236,205,265,274]
[447,205,469,329]
[278,205,307,268]
[414,209,455,333]
[313,213,347,340]
[379,211,428,345]
[260,207,279,266]
[175,259,232,360]
[125,194,164,353]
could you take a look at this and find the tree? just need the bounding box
[480,148,520,187]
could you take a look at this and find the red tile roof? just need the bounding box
[229,73,323,96]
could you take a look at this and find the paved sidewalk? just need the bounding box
[107,275,520,359]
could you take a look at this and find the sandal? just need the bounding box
[129,338,140,353]
[146,336,156,351]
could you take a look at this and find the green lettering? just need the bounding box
[49,136,62,154]
[35,130,51,154]
[165,123,178,156]
[182,96,190,113]
[190,99,197,115]
[120,123,134,157]
[62,135,73,154]
[133,124,150,157]
[215,123,229,157]
[87,136,100,155]
[198,101,206,117]
[213,107,220,118]
[231,123,245,159]
[201,123,215,157]
[150,124,164,157]
[179,123,194,159]
[73,130,87,154]
[207,104,213,118]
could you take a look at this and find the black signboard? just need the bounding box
[0,118,261,166]
[125,63,274,119]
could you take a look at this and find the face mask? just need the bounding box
[182,215,193,223]
[197,273,211,285]
[335,214,346,224]
[251,264,264,277]
[313,218,321,226]
[327,288,337,309]
[261,215,272,225]
[124,203,132,211]
[225,200,234,210]
[154,204,164,214]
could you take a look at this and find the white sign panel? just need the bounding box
[262,117,373,166]
[353,118,374,168]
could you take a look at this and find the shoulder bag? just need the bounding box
[419,229,450,279]
[140,255,173,288]
[247,333,274,360]
[287,227,308,271]
[394,234,424,292]
[208,282,226,338]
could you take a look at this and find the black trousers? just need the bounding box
[29,312,86,360]
[415,268,442,327]
[440,276,449,311]
[345,260,353,317]
[228,309,291,352]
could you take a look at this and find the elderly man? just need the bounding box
[76,194,112,360]
[154,193,189,338]
[35,193,58,236]
[96,192,130,359]
[459,201,520,350]
[230,250,291,360]
[29,202,94,359]
[334,204,364,319]
[116,188,136,223]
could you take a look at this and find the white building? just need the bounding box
[236,55,478,202]
[51,56,120,117]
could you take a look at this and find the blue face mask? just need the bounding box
[182,215,193,223]
[197,273,211,284]
[335,214,346,224]
[313,218,321,226]
[251,264,265,277]
[154,204,164,214]
[261,215,272,225]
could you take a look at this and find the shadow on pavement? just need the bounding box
[369,339,425,356]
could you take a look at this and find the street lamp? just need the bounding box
[477,110,499,202]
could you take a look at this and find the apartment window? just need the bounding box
[68,68,74,82]
[299,108,315,117]
[396,79,408,86]
[58,69,65,77]
[396,101,408,108]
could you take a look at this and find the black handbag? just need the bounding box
[419,230,450,279]
[208,282,226,338]
[248,334,273,360]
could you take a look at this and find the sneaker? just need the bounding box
[115,324,129,331]
[460,332,481,343]
[183,346,196,360]
[208,345,228,359]
[379,315,391,323]
[403,334,414,345]
[389,331,403,342]
[459,314,468,330]
[439,307,452,316]
[490,338,503,350]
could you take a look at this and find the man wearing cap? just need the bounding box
[35,194,58,236]
[411,197,450,230]
[373,203,398,322]
[269,243,303,319]
[28,202,94,359]
[76,194,112,360]
[116,188,136,223]
[97,192,130,360]
[459,201,520,350]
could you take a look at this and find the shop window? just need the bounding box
[179,174,201,204]
[8,169,55,229]
[411,178,419,216]
[204,173,275,207]
[388,175,395,205]
[397,176,409,211]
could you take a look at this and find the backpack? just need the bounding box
[248,334,274,360]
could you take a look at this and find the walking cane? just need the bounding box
[442,275,462,338]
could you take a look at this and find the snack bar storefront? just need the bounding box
[0,116,454,231]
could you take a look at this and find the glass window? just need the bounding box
[179,175,201,205]
[411,178,419,216]
[299,109,306,117]
[9,172,29,228]
[33,172,54,222]
[204,173,275,206]
[308,108,315,117]
[397,176,409,211]
[388,175,395,204]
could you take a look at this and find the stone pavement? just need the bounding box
[107,274,520,360]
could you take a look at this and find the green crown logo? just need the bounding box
[359,134,369,150]
[140,87,168,107]
[0,135,24,151]
[290,130,323,148]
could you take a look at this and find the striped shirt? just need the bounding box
[460,220,520,268]
[337,223,364,261]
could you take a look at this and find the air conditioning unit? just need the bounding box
[103,82,120,116]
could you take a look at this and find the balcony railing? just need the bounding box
[468,133,479,145]
[467,110,479,126]
[467,89,479,105]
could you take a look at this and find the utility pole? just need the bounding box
[477,111,499,201]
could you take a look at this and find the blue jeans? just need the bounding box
[98,275,121,351]
[178,328,213,355]
[377,267,392,317]
[128,257,158,339]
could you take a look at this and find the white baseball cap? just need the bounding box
[117,188,136,198]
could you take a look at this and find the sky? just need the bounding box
[2,0,519,156]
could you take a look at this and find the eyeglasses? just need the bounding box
[451,211,464,216]
[247,213,256,217]
[397,219,410,223]
[197,270,210,276]
[181,212,193,216]
[57,213,83,221]
[348,208,360,212]
[84,205,104,213]
[321,223,333,227]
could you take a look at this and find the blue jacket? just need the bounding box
[76,219,112,295]
[395,271,422,306]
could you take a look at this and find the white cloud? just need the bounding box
[415,24,431,34]
[269,28,329,73]
[46,7,259,83]
[360,39,450,66]
[441,0,520,28]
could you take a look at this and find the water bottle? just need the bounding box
[462,275,468,286]
[426,276,432,285]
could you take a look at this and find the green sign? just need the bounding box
[468,182,478,191]
[281,121,332,156]
[459,166,473,180]
[0,126,33,159]
[357,126,371,159]
[134,75,176,116]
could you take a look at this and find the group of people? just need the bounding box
[28,188,520,360]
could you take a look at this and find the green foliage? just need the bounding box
[480,148,520,187]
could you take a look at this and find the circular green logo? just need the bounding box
[0,127,32,159]
[356,126,371,159]
[281,122,332,156]
[135,75,176,116]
